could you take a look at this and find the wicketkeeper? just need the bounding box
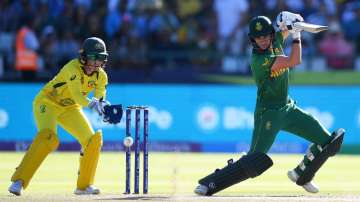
[194,11,345,196]
[9,37,123,196]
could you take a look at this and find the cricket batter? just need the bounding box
[9,37,113,196]
[195,11,345,196]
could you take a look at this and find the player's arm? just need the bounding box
[271,36,301,74]
[94,71,108,100]
[281,30,289,40]
[272,11,303,74]
[88,71,110,117]
[276,11,303,44]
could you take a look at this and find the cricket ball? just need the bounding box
[123,136,134,147]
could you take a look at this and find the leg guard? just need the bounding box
[198,152,273,196]
[296,128,345,186]
[11,129,59,189]
[77,130,103,190]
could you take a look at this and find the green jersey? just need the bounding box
[250,32,289,108]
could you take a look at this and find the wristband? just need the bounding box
[292,39,301,44]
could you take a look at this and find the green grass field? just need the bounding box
[0,152,359,202]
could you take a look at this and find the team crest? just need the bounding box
[262,58,270,66]
[256,22,262,31]
[88,80,96,88]
[40,105,46,113]
[95,43,103,50]
[265,121,271,130]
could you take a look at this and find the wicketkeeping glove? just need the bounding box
[88,97,110,116]
[103,104,123,124]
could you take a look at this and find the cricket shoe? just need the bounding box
[287,170,319,193]
[8,180,23,196]
[194,184,208,196]
[74,185,100,195]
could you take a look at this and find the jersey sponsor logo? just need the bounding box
[59,98,75,106]
[70,75,76,81]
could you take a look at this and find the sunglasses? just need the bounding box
[86,54,107,62]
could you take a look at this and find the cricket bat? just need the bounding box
[294,22,328,33]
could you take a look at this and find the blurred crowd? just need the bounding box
[1,0,360,81]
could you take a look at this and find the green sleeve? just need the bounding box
[276,31,284,43]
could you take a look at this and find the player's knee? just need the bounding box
[326,128,345,156]
[91,130,103,148]
[36,129,59,151]
[83,130,103,151]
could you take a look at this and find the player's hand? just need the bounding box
[276,11,304,31]
[88,97,110,116]
[288,23,302,39]
[103,104,123,124]
[289,27,302,40]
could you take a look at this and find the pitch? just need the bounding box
[0,152,359,202]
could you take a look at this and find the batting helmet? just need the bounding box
[248,16,275,49]
[79,37,108,65]
[248,16,275,39]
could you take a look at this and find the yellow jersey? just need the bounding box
[40,59,108,107]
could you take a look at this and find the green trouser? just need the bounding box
[249,101,331,153]
[249,100,333,176]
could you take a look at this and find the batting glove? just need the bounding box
[276,11,304,31]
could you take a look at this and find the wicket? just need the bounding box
[124,106,149,194]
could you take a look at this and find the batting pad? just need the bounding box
[198,152,273,196]
[296,128,345,185]
[11,129,59,189]
[77,130,103,190]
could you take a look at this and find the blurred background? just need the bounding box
[0,0,360,154]
[1,0,360,82]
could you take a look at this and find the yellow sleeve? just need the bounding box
[63,62,91,107]
[94,69,108,99]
